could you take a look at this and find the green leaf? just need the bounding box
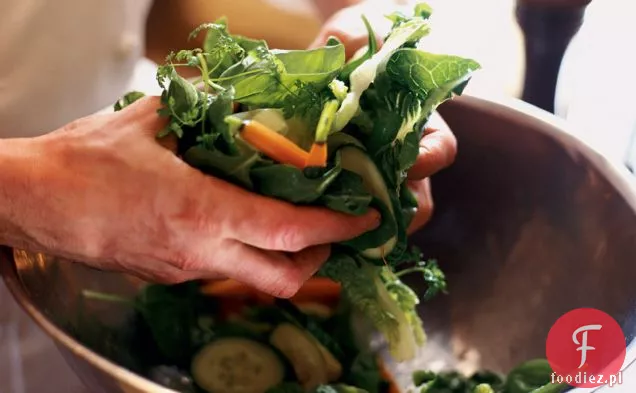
[189,22,246,78]
[346,354,385,393]
[205,88,237,154]
[340,196,397,253]
[134,282,201,365]
[528,383,569,393]
[321,170,373,216]
[216,43,345,112]
[339,15,379,82]
[114,91,146,112]
[183,144,261,189]
[250,163,342,204]
[266,382,305,393]
[399,184,418,229]
[413,370,437,386]
[504,359,555,393]
[385,48,480,118]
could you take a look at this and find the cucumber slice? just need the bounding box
[339,146,398,259]
[270,323,329,391]
[309,336,343,382]
[191,337,284,393]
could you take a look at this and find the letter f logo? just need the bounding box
[573,324,603,369]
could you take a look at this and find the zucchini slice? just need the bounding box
[270,323,329,391]
[191,337,284,393]
[339,146,398,259]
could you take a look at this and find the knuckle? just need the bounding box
[269,224,307,252]
[169,248,202,272]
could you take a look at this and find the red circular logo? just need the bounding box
[546,308,626,388]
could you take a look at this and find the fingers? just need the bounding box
[214,241,332,298]
[115,95,177,151]
[309,30,384,59]
[407,123,458,181]
[406,179,434,235]
[225,187,380,252]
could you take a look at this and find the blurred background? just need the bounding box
[2,0,636,392]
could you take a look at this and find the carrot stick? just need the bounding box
[378,358,401,393]
[306,100,338,167]
[291,277,341,302]
[200,279,252,297]
[306,143,327,167]
[238,120,309,169]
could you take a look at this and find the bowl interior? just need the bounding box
[3,96,636,392]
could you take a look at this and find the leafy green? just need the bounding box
[410,359,569,393]
[504,360,556,393]
[112,1,480,367]
[339,15,379,82]
[113,91,146,111]
[385,49,481,122]
[250,163,342,204]
[320,170,373,215]
[332,9,432,132]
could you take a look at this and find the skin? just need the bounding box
[0,0,457,296]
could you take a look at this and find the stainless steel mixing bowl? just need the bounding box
[2,95,636,393]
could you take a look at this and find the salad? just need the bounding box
[81,3,570,393]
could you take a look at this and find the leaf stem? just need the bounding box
[82,290,134,306]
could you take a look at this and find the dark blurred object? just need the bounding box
[515,0,592,113]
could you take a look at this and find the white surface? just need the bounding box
[556,0,636,170]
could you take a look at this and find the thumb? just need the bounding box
[119,95,177,152]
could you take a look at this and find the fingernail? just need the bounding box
[365,209,382,229]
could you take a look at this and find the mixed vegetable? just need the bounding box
[84,3,571,393]
[82,281,569,393]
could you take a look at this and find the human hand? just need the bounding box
[0,97,379,297]
[406,111,457,234]
[309,2,458,235]
[309,0,408,58]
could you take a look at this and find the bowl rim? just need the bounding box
[2,94,636,393]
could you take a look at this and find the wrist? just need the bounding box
[0,137,46,248]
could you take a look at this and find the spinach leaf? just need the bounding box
[204,87,237,154]
[527,383,569,393]
[216,42,345,113]
[399,184,419,229]
[321,170,373,216]
[183,144,261,189]
[134,282,202,366]
[250,163,342,204]
[340,196,397,252]
[113,91,146,112]
[504,359,555,393]
[266,382,305,393]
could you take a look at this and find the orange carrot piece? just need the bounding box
[306,142,328,167]
[239,120,309,169]
[292,277,341,300]
[200,279,252,297]
[378,358,401,393]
